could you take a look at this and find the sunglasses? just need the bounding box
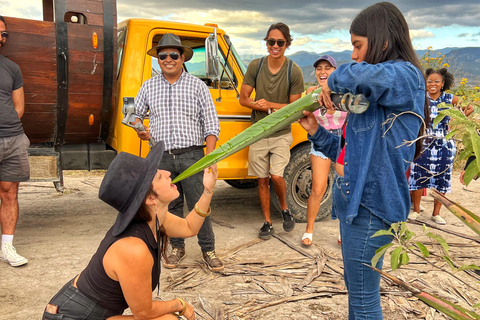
[1,31,9,39]
[157,52,180,61]
[266,38,286,47]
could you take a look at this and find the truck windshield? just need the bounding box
[152,44,238,89]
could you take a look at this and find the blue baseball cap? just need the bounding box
[313,55,337,68]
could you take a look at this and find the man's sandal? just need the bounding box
[301,233,313,246]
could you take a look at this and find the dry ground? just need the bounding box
[1,170,480,320]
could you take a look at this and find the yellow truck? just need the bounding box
[2,0,333,221]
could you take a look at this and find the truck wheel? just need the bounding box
[270,143,334,223]
[225,179,258,189]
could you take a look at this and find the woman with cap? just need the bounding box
[301,55,346,246]
[42,142,216,320]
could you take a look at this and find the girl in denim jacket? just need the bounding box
[299,2,427,319]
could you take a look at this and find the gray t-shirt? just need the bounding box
[243,57,304,136]
[0,54,24,137]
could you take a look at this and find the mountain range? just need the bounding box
[241,47,480,85]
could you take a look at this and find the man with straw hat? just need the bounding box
[132,33,223,271]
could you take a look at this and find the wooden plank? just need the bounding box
[1,17,55,36]
[65,0,104,14]
[25,93,57,104]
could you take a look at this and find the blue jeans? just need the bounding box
[159,149,215,252]
[42,279,120,319]
[334,176,393,320]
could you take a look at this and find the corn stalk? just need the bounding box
[430,189,480,237]
[172,88,324,183]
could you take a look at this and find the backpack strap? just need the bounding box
[287,58,293,96]
[254,57,265,90]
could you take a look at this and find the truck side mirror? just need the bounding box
[205,31,220,82]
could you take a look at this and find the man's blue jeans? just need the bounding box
[159,149,215,252]
[334,176,393,320]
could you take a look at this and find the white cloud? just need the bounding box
[409,29,434,40]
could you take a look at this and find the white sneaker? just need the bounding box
[408,211,420,220]
[0,242,28,267]
[431,215,446,225]
[410,204,425,212]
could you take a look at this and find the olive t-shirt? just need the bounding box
[0,55,24,137]
[243,57,304,136]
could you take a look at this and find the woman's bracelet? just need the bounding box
[194,203,211,217]
[204,189,214,195]
[175,298,187,316]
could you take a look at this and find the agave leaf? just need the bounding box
[430,189,480,236]
[172,88,323,183]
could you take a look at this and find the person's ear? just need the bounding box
[145,194,157,206]
[383,39,388,51]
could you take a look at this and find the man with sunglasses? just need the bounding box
[0,15,30,267]
[239,22,304,240]
[133,33,223,272]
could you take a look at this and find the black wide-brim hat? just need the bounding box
[147,33,194,62]
[99,142,165,236]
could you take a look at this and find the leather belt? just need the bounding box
[165,145,205,155]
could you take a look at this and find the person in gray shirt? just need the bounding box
[0,14,30,267]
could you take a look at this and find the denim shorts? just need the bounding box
[42,278,120,320]
[0,133,30,182]
[310,127,342,160]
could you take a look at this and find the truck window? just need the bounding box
[151,40,236,89]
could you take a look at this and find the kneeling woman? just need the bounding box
[43,142,216,320]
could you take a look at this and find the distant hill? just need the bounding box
[241,47,480,85]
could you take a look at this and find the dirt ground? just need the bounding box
[1,170,480,320]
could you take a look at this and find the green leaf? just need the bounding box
[433,114,447,128]
[371,243,394,268]
[457,264,480,272]
[403,230,416,243]
[443,256,456,271]
[444,129,458,141]
[426,232,450,255]
[398,221,408,238]
[390,223,399,234]
[401,252,410,265]
[390,247,403,271]
[371,229,394,238]
[415,242,430,257]
[172,88,324,183]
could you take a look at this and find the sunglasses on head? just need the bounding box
[157,52,180,61]
[266,38,286,47]
[1,31,9,39]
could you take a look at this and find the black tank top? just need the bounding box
[76,220,159,317]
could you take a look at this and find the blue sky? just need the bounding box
[3,0,480,55]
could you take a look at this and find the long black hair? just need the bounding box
[426,68,454,92]
[350,2,429,159]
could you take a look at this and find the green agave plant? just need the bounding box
[172,88,325,183]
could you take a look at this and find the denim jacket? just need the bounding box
[308,60,425,225]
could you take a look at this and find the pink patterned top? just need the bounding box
[313,110,347,130]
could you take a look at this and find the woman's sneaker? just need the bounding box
[431,215,446,225]
[259,222,274,240]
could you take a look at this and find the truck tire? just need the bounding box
[225,179,259,189]
[270,143,334,222]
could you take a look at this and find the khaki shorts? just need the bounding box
[0,133,30,182]
[248,132,292,178]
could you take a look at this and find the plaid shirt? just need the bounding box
[134,71,220,151]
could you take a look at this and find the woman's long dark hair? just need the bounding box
[350,2,429,159]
